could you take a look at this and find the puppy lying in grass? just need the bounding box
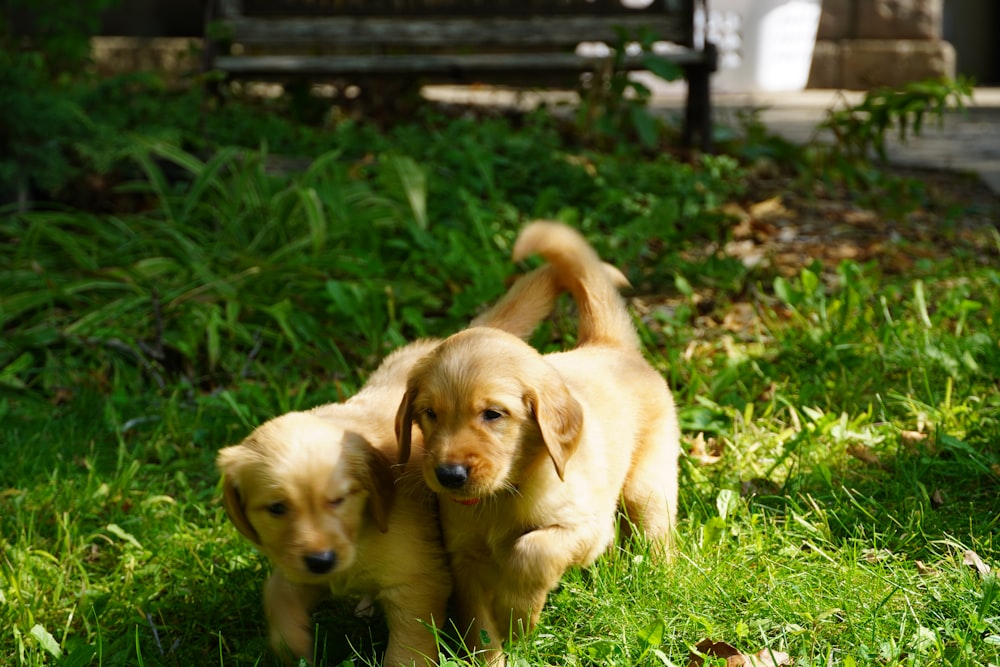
[216,262,625,666]
[396,221,680,665]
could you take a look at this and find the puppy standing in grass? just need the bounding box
[215,263,615,666]
[396,221,680,664]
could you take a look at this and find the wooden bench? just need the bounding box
[205,0,716,149]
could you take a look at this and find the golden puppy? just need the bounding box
[396,221,680,664]
[216,263,609,666]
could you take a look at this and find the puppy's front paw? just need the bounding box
[508,529,571,589]
[264,572,325,664]
[269,623,314,665]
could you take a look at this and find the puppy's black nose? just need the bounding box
[304,551,337,575]
[435,464,469,489]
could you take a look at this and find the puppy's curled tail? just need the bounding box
[513,221,639,350]
[470,260,630,340]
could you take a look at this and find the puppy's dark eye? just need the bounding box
[328,497,345,509]
[266,502,288,517]
[482,409,503,422]
[422,407,437,421]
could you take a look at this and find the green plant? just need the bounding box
[1,0,121,77]
[0,0,123,205]
[575,26,683,150]
[725,78,975,221]
[796,77,976,216]
[819,77,974,163]
[0,51,90,205]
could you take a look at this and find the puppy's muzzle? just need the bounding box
[435,463,469,490]
[304,550,337,575]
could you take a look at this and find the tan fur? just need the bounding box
[396,222,680,665]
[216,263,601,666]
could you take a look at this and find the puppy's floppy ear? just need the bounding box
[394,385,417,465]
[346,432,395,533]
[526,379,584,481]
[216,446,262,544]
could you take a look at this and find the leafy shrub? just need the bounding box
[1,101,743,400]
[0,0,122,203]
[0,52,89,202]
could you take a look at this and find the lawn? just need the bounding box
[1,69,999,666]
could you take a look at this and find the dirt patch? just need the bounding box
[716,165,999,279]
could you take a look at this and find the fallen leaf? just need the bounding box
[899,428,938,455]
[688,432,722,466]
[915,560,937,576]
[842,208,879,226]
[741,477,781,497]
[846,443,882,467]
[725,239,767,269]
[963,550,992,577]
[930,488,945,509]
[862,548,893,563]
[688,639,791,667]
[730,213,754,240]
[899,429,927,443]
[722,302,757,333]
[749,218,780,241]
[562,153,597,177]
[750,648,792,667]
[49,387,74,406]
[688,639,744,667]
[749,196,791,221]
[756,383,776,402]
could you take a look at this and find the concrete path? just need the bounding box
[696,88,1000,195]
[425,85,1000,196]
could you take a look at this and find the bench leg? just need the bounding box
[682,43,717,152]
[202,0,226,99]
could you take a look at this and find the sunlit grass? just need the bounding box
[2,88,999,666]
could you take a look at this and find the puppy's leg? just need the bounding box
[449,559,506,666]
[493,585,548,645]
[263,571,329,664]
[508,522,614,586]
[497,522,615,639]
[379,579,450,667]
[621,417,680,559]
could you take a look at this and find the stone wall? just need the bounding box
[808,0,956,89]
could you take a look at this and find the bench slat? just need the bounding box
[207,0,714,150]
[238,0,684,17]
[223,15,692,48]
[215,49,706,76]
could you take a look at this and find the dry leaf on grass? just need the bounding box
[688,639,792,667]
[930,488,945,509]
[749,196,793,222]
[863,548,894,563]
[963,550,992,577]
[899,428,938,455]
[722,302,758,334]
[741,477,781,497]
[846,443,883,468]
[899,429,927,443]
[751,650,793,667]
[687,432,723,466]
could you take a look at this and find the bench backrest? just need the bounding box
[216,0,700,52]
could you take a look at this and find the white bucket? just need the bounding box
[707,0,822,93]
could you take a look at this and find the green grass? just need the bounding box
[2,79,999,666]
